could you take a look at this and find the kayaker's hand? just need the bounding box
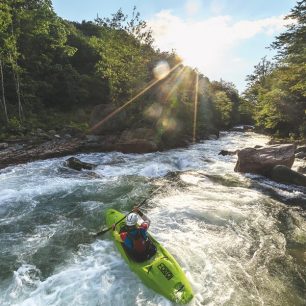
[112,224,116,231]
[133,206,144,217]
[133,207,140,213]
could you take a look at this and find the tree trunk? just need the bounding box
[10,60,23,122]
[0,59,8,123]
[15,70,23,121]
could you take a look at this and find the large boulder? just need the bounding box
[295,152,306,159]
[271,165,306,187]
[65,157,96,171]
[297,165,306,174]
[295,146,306,154]
[117,128,158,153]
[234,144,295,175]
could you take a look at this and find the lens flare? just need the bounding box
[153,61,170,80]
[192,71,199,144]
[162,117,178,131]
[90,62,182,133]
[145,103,163,119]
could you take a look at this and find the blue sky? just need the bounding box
[52,0,296,92]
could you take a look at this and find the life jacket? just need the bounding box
[120,225,149,254]
[127,229,148,253]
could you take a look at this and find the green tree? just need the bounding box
[213,91,233,127]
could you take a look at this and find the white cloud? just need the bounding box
[148,11,290,91]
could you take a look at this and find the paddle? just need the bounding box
[95,185,163,236]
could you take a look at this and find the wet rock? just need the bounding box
[0,138,82,170]
[297,166,306,174]
[295,146,306,154]
[0,143,8,150]
[254,145,263,149]
[234,144,295,175]
[48,130,56,135]
[218,150,239,156]
[65,157,96,171]
[271,165,306,187]
[295,152,306,159]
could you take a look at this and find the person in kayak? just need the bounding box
[112,207,156,262]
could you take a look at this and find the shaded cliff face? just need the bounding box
[0,132,305,306]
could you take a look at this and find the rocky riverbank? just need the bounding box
[0,127,218,170]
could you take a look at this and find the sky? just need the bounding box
[52,0,296,92]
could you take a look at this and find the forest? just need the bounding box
[0,0,305,142]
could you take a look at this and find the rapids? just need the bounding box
[0,132,305,306]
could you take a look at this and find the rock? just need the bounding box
[297,166,306,174]
[254,145,263,149]
[271,165,306,187]
[234,144,295,175]
[54,134,61,138]
[48,130,56,135]
[64,134,72,139]
[65,157,96,171]
[295,152,306,159]
[218,150,239,156]
[295,146,306,154]
[85,135,101,142]
[36,128,44,133]
[115,128,158,153]
[116,140,158,153]
[0,143,8,150]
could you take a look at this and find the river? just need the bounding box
[0,132,305,306]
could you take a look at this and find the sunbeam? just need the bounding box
[90,61,183,133]
[192,71,199,144]
[164,66,186,102]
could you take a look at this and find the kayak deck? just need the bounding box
[105,209,193,304]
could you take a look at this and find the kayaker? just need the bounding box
[112,207,156,261]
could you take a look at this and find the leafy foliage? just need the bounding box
[243,1,306,138]
[0,1,244,141]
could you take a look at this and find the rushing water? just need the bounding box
[0,132,306,306]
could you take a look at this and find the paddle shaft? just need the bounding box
[96,185,163,236]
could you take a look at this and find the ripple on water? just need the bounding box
[0,132,305,305]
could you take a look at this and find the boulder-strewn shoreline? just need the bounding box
[0,127,218,170]
[0,135,149,170]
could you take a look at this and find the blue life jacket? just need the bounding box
[124,227,148,251]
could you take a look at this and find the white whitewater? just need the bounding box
[0,132,305,306]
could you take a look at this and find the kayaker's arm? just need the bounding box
[134,208,151,227]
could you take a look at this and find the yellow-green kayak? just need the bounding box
[106,209,193,304]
